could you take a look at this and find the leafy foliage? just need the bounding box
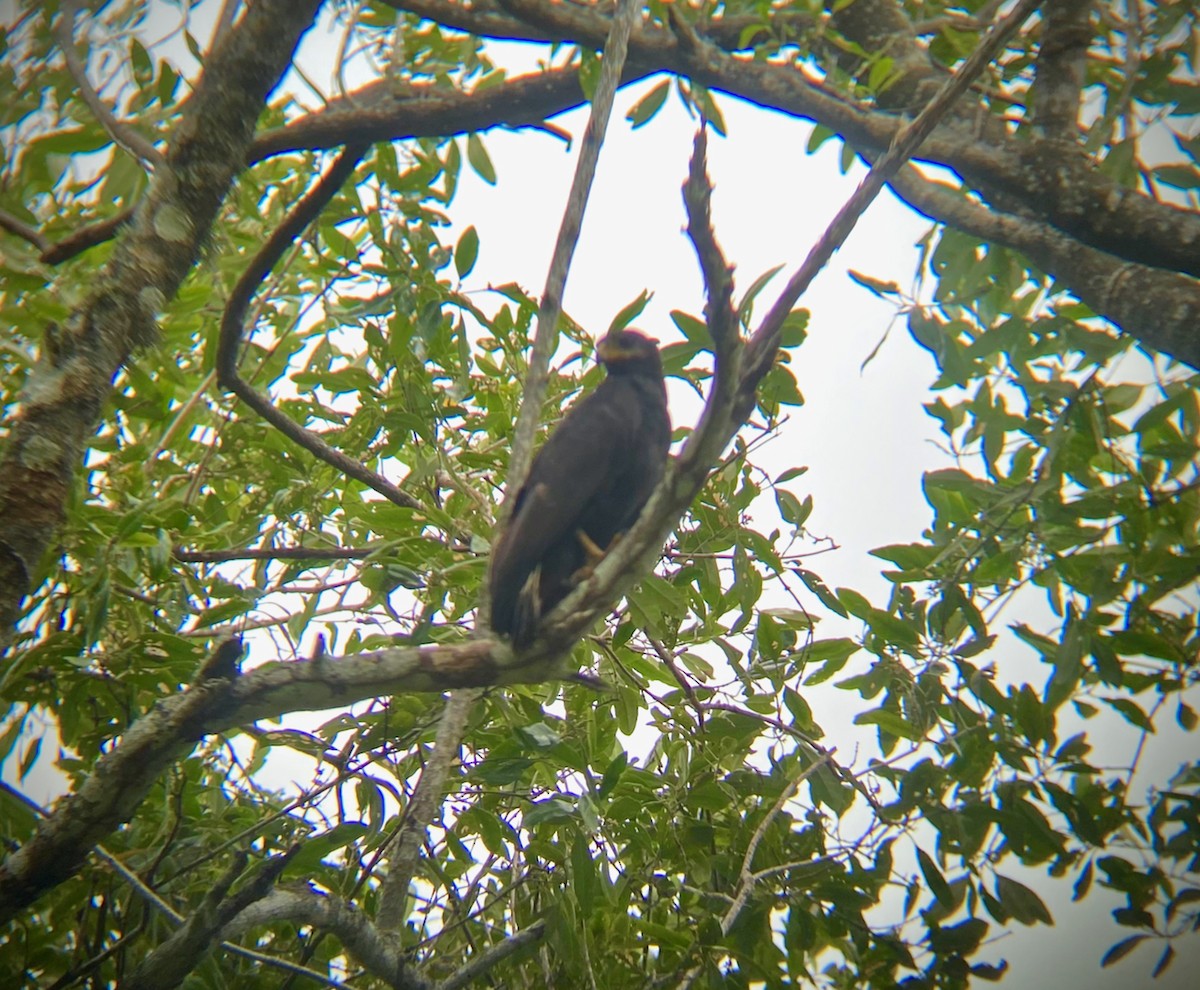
[1,1,1198,988]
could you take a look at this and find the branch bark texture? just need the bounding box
[0,0,324,647]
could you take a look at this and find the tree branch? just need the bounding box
[0,0,324,647]
[1029,0,1094,138]
[742,0,1043,388]
[37,3,1200,293]
[173,545,376,563]
[0,206,50,254]
[502,0,644,496]
[214,141,424,511]
[0,632,578,922]
[385,0,1200,282]
[53,1,166,171]
[377,689,479,931]
[515,0,1043,666]
[886,164,1200,368]
[671,753,832,990]
[438,919,547,990]
[121,848,297,990]
[229,888,433,990]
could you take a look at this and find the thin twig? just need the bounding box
[0,207,50,253]
[502,0,643,495]
[670,752,833,990]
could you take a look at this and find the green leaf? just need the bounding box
[288,823,369,872]
[995,874,1054,926]
[670,309,714,349]
[454,225,479,278]
[609,290,652,333]
[835,586,871,619]
[736,264,784,324]
[598,751,628,798]
[795,570,848,617]
[626,79,670,128]
[1101,935,1147,967]
[776,489,812,527]
[916,847,954,907]
[806,123,835,153]
[855,708,918,741]
[929,917,988,956]
[1104,697,1155,732]
[466,133,496,184]
[570,835,598,916]
[518,722,561,748]
[525,797,576,826]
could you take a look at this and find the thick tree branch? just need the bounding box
[0,0,323,647]
[380,0,1200,282]
[38,3,1200,294]
[229,888,432,990]
[0,633,573,923]
[1029,0,1094,138]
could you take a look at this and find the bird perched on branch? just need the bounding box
[489,329,671,648]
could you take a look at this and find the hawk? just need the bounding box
[489,329,671,647]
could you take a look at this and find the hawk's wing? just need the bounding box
[489,379,635,637]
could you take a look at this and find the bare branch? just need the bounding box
[229,888,433,990]
[438,919,547,990]
[681,125,738,362]
[377,690,479,931]
[503,0,644,495]
[0,206,50,253]
[121,848,297,990]
[53,1,166,171]
[215,142,423,511]
[173,545,376,563]
[1030,0,1094,138]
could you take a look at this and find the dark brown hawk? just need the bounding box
[489,329,671,647]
